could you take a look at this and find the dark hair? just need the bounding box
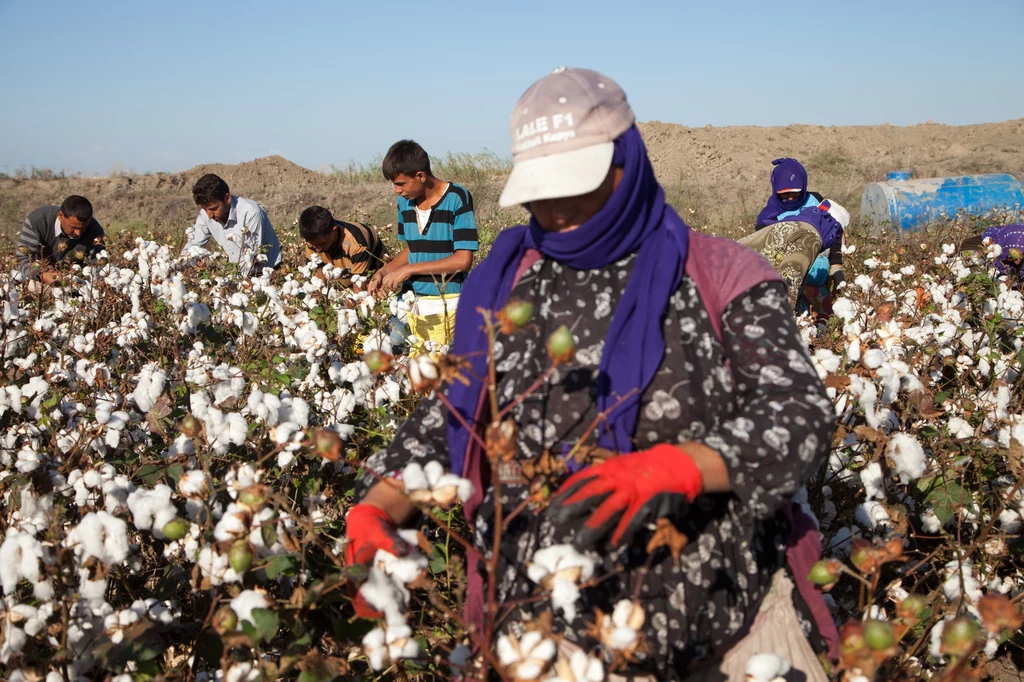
[192,174,231,205]
[382,140,431,181]
[299,206,336,241]
[59,195,93,222]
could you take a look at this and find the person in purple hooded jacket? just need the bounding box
[744,158,848,310]
[754,158,823,229]
[960,224,1024,279]
[344,67,837,681]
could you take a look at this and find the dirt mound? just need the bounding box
[3,119,1024,247]
[182,155,327,193]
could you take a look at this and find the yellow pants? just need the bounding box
[406,295,459,347]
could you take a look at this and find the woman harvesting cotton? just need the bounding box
[746,157,849,312]
[347,68,837,681]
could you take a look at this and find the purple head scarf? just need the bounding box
[755,157,809,227]
[982,224,1024,276]
[445,125,690,477]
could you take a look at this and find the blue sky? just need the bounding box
[1,0,1021,175]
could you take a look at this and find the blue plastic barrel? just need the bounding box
[860,172,1024,232]
[886,170,914,181]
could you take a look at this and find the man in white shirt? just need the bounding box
[181,173,282,276]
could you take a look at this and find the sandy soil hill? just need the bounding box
[2,119,1022,247]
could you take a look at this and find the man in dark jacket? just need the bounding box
[15,196,106,283]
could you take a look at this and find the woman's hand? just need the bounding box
[344,503,412,618]
[546,443,706,550]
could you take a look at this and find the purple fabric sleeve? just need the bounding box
[782,502,840,661]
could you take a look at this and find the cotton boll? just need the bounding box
[550,650,604,682]
[847,336,862,363]
[550,576,583,621]
[248,508,288,557]
[946,416,974,440]
[78,569,109,605]
[177,470,209,500]
[527,544,596,617]
[362,622,420,671]
[373,378,402,408]
[998,509,1022,534]
[860,462,885,501]
[126,485,179,539]
[811,349,841,379]
[213,503,252,542]
[942,559,982,604]
[65,511,131,565]
[856,501,892,530]
[862,348,885,370]
[495,632,556,680]
[225,464,261,498]
[247,389,282,425]
[746,653,792,682]
[401,461,475,508]
[132,364,166,413]
[886,433,927,483]
[165,434,195,458]
[270,421,302,447]
[591,600,646,655]
[102,475,136,514]
[210,366,246,406]
[203,409,249,454]
[359,566,412,626]
[920,508,943,534]
[0,530,47,595]
[401,462,430,491]
[362,626,389,671]
[197,546,240,586]
[929,619,947,662]
[278,396,308,428]
[229,589,271,628]
[362,329,393,356]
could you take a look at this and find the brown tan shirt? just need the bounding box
[305,220,386,284]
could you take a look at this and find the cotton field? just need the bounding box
[0,231,1021,682]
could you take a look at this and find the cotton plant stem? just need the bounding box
[565,388,639,463]
[481,311,501,420]
[435,391,490,454]
[482,313,505,662]
[958,476,1023,563]
[500,496,533,530]
[485,442,504,654]
[497,364,556,420]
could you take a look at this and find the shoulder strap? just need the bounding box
[684,231,783,343]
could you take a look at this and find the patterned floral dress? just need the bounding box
[358,250,835,679]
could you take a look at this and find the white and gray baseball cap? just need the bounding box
[499,67,635,208]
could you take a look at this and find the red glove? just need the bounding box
[546,443,703,549]
[344,504,412,618]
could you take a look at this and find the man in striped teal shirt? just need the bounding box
[369,140,478,345]
[368,140,478,299]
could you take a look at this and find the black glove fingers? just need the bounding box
[546,486,613,527]
[548,475,601,507]
[571,512,619,551]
